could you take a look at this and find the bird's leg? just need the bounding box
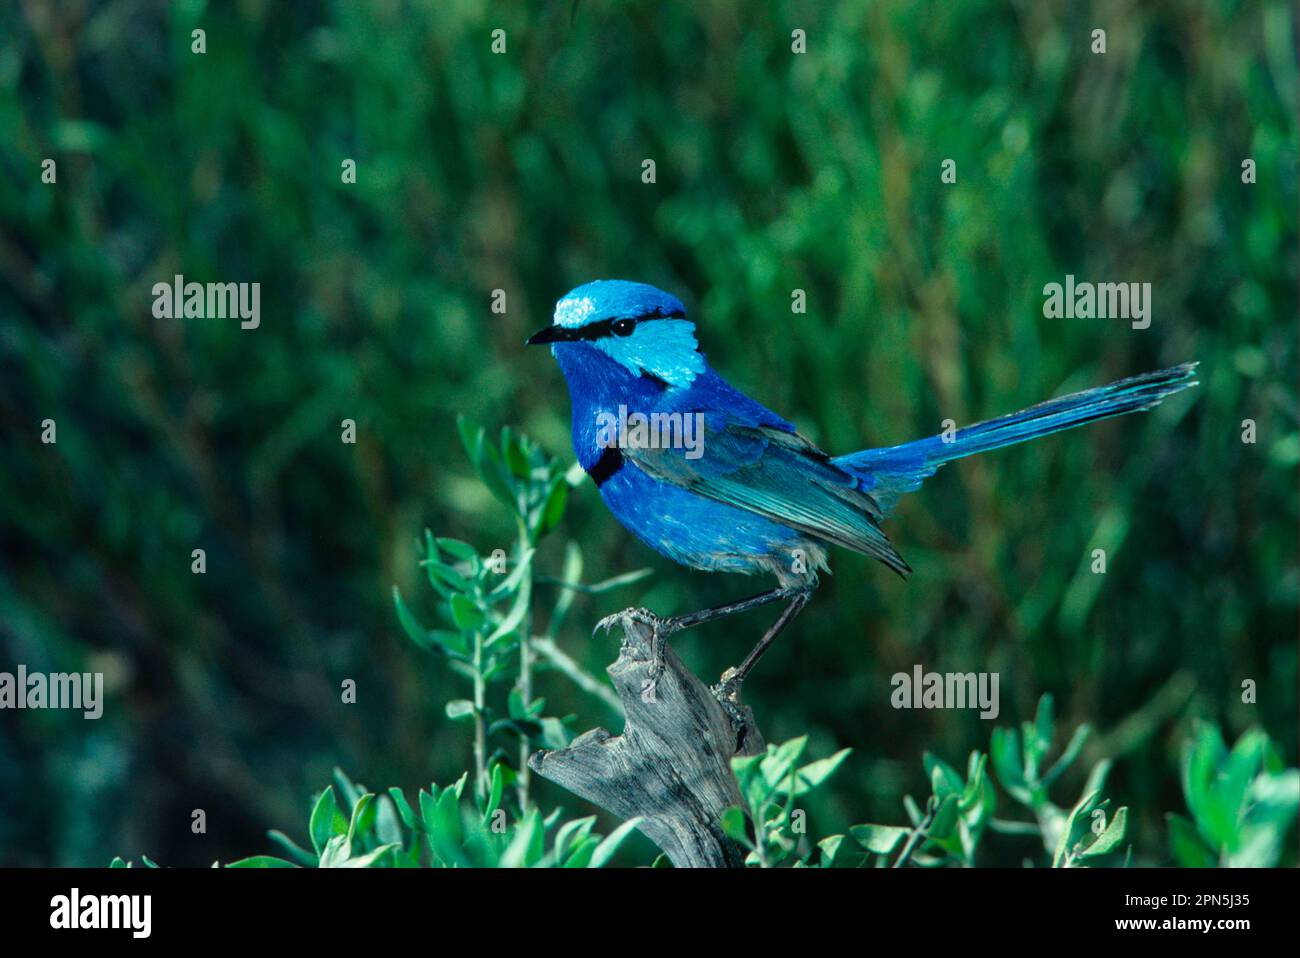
[660,586,798,633]
[592,588,796,700]
[712,587,814,715]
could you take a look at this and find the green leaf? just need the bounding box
[421,787,466,866]
[267,829,318,867]
[476,433,518,509]
[507,687,527,719]
[226,855,297,868]
[500,808,544,868]
[536,716,571,749]
[928,794,961,842]
[539,479,568,535]
[1081,759,1112,804]
[959,752,987,810]
[318,833,352,868]
[785,748,851,796]
[1080,806,1127,858]
[925,753,965,800]
[445,699,476,721]
[488,547,535,599]
[553,815,597,864]
[422,557,471,595]
[434,787,463,845]
[347,793,376,843]
[1042,724,1091,788]
[562,836,599,868]
[375,797,405,848]
[418,789,437,828]
[332,768,361,809]
[339,843,400,868]
[429,629,470,657]
[502,428,531,480]
[1225,764,1299,866]
[756,737,808,802]
[457,417,485,469]
[1167,813,1216,867]
[849,824,909,855]
[902,794,924,827]
[450,593,486,631]
[1211,728,1272,849]
[392,587,433,651]
[720,806,752,846]
[990,727,1032,806]
[589,817,644,868]
[485,586,529,646]
[388,788,418,830]
[816,834,864,868]
[435,538,479,562]
[1181,722,1227,834]
[581,567,655,593]
[309,786,338,857]
[483,763,506,822]
[1052,790,1101,867]
[547,542,583,635]
[1034,694,1055,756]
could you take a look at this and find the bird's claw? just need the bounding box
[712,666,742,705]
[592,606,660,639]
[594,608,668,701]
[643,651,666,701]
[711,668,750,743]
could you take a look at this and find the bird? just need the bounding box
[526,279,1197,706]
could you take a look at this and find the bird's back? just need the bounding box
[554,344,903,580]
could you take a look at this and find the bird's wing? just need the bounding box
[622,414,911,576]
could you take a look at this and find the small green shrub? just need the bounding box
[755,695,1296,868]
[1169,724,1300,867]
[723,736,852,867]
[113,428,1297,869]
[112,767,641,868]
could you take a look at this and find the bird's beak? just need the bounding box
[525,324,573,346]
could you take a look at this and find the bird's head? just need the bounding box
[526,280,705,387]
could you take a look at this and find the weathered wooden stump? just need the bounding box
[528,614,764,867]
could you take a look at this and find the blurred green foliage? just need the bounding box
[112,767,644,868]
[0,0,1296,866]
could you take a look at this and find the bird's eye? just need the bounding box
[611,318,636,337]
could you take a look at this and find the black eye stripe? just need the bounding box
[570,310,683,342]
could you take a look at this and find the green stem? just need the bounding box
[753,803,770,869]
[515,517,533,812]
[472,631,487,802]
[892,801,938,868]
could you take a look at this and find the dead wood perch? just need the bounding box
[528,614,765,868]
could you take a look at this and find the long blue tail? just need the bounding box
[834,363,1198,514]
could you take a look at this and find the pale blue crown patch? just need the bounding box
[554,296,597,328]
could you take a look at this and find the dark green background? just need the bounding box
[1,0,1295,866]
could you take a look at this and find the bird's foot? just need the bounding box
[711,667,747,734]
[593,605,658,638]
[593,607,667,702]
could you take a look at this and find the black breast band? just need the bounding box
[587,446,624,487]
